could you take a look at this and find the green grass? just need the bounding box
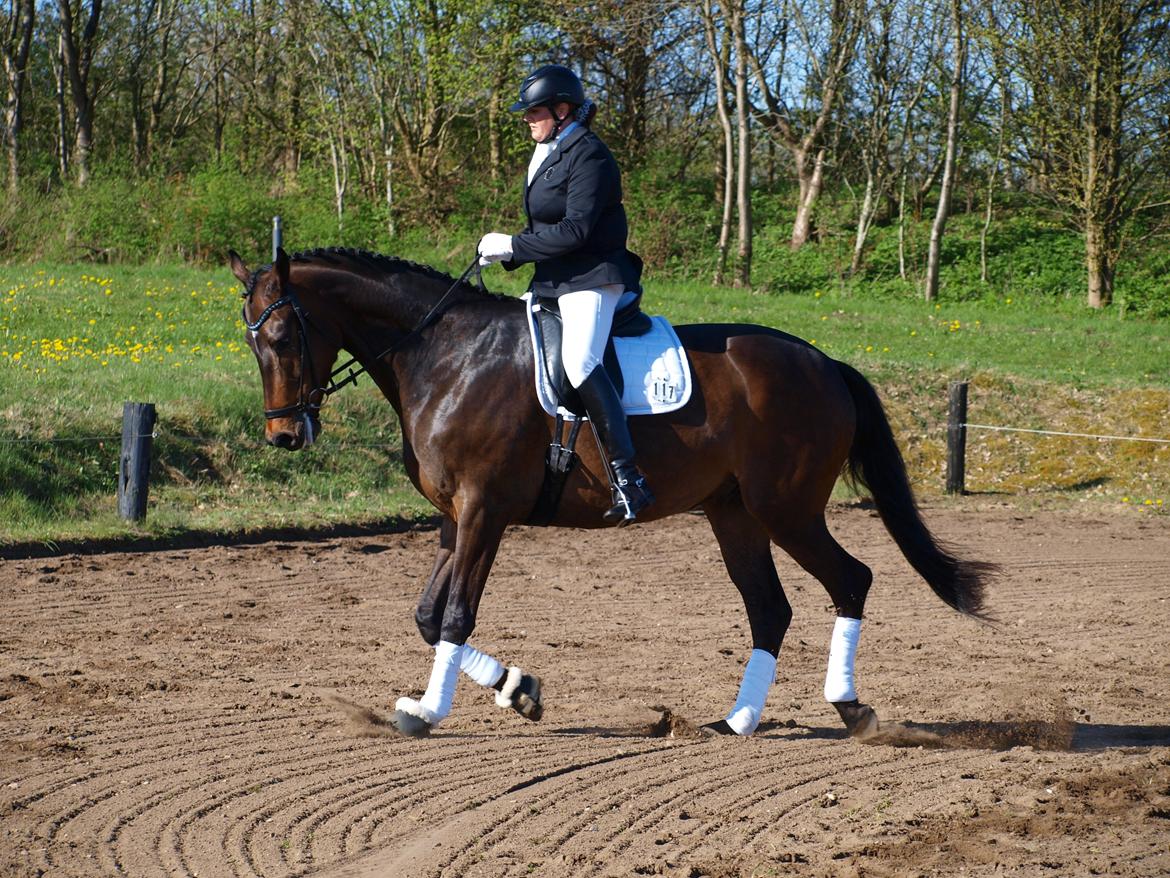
[1,258,1167,546]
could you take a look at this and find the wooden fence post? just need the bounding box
[945,381,968,495]
[118,402,156,521]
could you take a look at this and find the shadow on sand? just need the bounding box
[322,694,1170,752]
[757,718,1170,752]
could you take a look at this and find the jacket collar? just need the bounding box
[528,125,589,189]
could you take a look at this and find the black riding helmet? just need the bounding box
[509,64,585,112]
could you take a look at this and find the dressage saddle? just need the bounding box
[533,292,653,416]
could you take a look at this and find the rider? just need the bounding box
[477,64,654,526]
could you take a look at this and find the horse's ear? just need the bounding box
[228,250,250,286]
[274,247,290,288]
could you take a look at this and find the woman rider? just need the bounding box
[477,64,654,526]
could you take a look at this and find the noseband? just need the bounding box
[242,257,482,422]
[242,287,328,421]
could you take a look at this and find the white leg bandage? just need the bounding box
[724,649,778,735]
[824,616,862,703]
[396,640,463,725]
[457,643,505,688]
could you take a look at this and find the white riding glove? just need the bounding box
[477,232,514,266]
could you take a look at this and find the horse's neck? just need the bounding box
[341,273,449,334]
[337,278,527,415]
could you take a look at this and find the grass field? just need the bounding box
[1,257,1167,546]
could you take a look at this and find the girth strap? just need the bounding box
[526,414,583,526]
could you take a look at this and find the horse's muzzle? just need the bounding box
[267,413,321,450]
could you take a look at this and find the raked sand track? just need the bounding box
[2,504,1169,877]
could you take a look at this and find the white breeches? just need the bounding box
[557,284,634,388]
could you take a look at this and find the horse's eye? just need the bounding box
[270,331,295,351]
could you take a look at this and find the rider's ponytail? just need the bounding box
[575,99,597,128]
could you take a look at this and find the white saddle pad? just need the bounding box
[522,292,693,420]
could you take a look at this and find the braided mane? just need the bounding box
[241,246,510,303]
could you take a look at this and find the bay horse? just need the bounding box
[229,246,991,739]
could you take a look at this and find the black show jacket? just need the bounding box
[505,125,643,298]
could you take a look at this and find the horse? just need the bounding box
[228,246,992,739]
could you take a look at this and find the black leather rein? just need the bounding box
[242,257,481,421]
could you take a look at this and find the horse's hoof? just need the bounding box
[496,668,543,722]
[699,719,737,737]
[832,700,879,739]
[390,708,433,738]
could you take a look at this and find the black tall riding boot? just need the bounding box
[576,366,655,526]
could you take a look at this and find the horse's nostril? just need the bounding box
[269,431,296,449]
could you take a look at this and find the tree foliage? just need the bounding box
[0,0,1167,308]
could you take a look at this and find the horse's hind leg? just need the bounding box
[769,514,879,738]
[700,489,792,736]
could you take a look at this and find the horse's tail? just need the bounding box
[836,361,993,619]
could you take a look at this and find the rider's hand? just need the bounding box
[477,232,514,266]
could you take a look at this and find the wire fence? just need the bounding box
[944,380,1169,495]
[0,430,403,450]
[4,384,1168,520]
[962,424,1170,445]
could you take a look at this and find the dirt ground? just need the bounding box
[1,503,1169,878]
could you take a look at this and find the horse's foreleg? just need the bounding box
[701,492,792,737]
[393,502,509,736]
[771,516,878,738]
[413,517,543,722]
[414,518,457,646]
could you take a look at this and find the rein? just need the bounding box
[243,256,482,421]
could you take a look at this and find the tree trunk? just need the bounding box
[53,34,69,181]
[487,86,500,182]
[145,5,175,171]
[851,168,877,275]
[731,0,752,288]
[898,167,908,280]
[791,147,826,248]
[980,90,1006,284]
[1085,219,1114,308]
[2,0,35,193]
[56,0,102,187]
[376,89,395,238]
[700,0,734,286]
[924,0,963,302]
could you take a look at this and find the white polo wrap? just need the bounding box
[397,640,464,725]
[724,648,777,735]
[454,642,505,688]
[824,616,862,703]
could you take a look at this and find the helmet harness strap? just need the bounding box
[539,103,569,144]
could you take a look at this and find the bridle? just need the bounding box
[242,256,482,423]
